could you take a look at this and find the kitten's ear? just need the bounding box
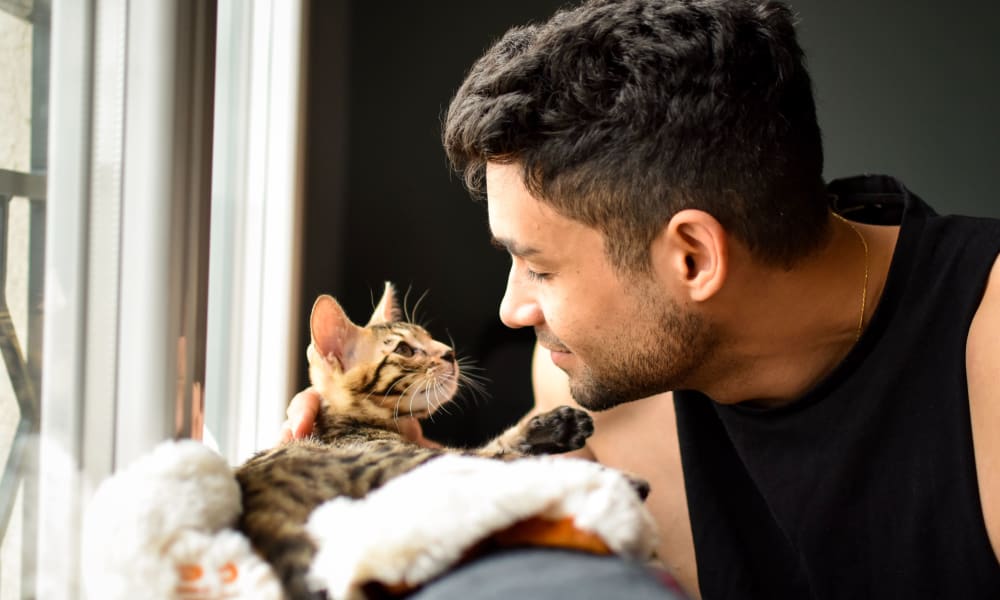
[310,295,360,371]
[366,281,401,326]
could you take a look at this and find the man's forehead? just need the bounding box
[485,161,603,262]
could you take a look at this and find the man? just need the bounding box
[287,0,1000,597]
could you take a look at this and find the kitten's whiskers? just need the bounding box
[455,356,490,407]
[378,379,406,423]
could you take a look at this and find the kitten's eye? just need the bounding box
[394,341,415,357]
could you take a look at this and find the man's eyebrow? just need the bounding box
[490,236,541,258]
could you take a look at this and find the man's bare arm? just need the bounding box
[967,255,1000,562]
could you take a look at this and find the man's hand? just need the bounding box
[396,417,442,449]
[279,387,321,443]
[279,387,441,449]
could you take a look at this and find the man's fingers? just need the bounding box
[281,389,444,449]
[284,387,322,440]
[397,417,442,449]
[293,415,315,438]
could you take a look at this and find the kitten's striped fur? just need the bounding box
[235,283,594,599]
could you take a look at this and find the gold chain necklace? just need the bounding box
[832,213,869,342]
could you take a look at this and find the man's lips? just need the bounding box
[539,343,573,368]
[536,331,573,366]
[535,330,570,354]
[540,344,571,354]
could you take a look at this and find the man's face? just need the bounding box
[486,162,713,410]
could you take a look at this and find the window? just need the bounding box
[30,1,305,597]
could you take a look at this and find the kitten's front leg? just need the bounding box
[477,406,594,458]
[474,407,652,501]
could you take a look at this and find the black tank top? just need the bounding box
[674,175,1000,599]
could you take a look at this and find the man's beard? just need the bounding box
[567,299,712,411]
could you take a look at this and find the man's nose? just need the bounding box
[499,272,542,329]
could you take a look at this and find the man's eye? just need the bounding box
[526,269,550,282]
[394,341,415,357]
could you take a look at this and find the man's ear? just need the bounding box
[651,209,728,302]
[311,295,360,371]
[367,281,401,326]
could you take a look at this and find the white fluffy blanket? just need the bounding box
[82,441,657,600]
[307,454,659,599]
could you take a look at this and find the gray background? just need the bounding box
[796,0,999,216]
[299,0,999,444]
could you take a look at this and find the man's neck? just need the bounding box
[695,217,898,408]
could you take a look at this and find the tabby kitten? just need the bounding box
[235,283,595,599]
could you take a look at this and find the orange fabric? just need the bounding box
[361,517,611,598]
[219,562,239,583]
[178,563,204,581]
[492,516,612,555]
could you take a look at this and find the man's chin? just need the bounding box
[569,379,647,412]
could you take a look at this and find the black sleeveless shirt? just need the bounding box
[674,175,1000,599]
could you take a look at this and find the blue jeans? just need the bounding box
[407,548,689,599]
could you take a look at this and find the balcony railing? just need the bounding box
[0,167,45,598]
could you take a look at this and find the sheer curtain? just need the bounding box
[206,0,306,467]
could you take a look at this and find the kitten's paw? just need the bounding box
[622,472,651,501]
[517,406,594,455]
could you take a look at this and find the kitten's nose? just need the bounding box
[441,350,455,364]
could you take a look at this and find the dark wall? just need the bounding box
[792,0,1000,217]
[302,1,566,446]
[301,0,1000,445]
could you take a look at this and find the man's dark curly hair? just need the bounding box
[443,0,828,272]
